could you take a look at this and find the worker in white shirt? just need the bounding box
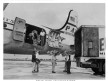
[52,53,57,73]
[40,29,45,46]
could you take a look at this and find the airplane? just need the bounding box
[4,3,78,56]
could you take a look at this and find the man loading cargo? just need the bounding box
[29,30,40,45]
[40,29,45,46]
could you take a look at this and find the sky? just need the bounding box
[4,3,105,30]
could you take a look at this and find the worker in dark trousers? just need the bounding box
[63,55,68,72]
[66,55,71,74]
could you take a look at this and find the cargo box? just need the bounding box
[75,25,105,57]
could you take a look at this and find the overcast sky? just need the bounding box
[4,3,105,29]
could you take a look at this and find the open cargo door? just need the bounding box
[13,17,26,42]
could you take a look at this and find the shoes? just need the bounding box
[67,72,71,74]
[32,70,38,73]
[32,71,35,73]
[63,70,67,72]
[52,71,56,73]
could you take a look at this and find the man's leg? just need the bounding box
[63,61,67,72]
[67,61,71,74]
[32,62,36,72]
[52,62,56,73]
[37,63,39,72]
[34,62,37,72]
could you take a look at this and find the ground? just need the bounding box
[3,61,105,80]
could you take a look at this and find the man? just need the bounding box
[40,29,45,46]
[29,30,40,45]
[32,49,40,73]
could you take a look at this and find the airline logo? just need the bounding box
[62,10,78,36]
[64,24,77,36]
[68,10,78,27]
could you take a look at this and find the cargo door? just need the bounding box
[83,27,99,57]
[13,17,26,42]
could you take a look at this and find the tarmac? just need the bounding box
[3,60,105,80]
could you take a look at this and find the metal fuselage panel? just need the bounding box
[4,29,34,54]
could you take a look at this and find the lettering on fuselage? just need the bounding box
[65,25,76,33]
[3,17,14,25]
[64,24,77,36]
